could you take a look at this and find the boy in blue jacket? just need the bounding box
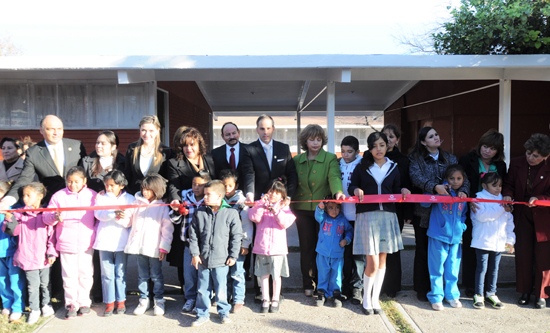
[314,200,353,307]
[420,165,468,311]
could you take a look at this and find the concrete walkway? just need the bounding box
[34,223,550,333]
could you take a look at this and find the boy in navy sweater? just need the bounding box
[314,200,353,307]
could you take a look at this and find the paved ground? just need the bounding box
[32,223,550,333]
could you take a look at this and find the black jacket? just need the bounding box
[81,151,126,193]
[211,142,254,195]
[166,154,216,203]
[458,151,507,197]
[124,142,173,195]
[385,147,414,221]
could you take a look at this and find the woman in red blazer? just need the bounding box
[502,133,550,309]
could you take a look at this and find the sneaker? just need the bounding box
[153,299,165,316]
[315,292,326,307]
[1,308,9,316]
[486,295,505,309]
[332,297,342,308]
[351,288,363,305]
[182,299,196,313]
[78,306,91,316]
[473,294,485,309]
[41,305,55,318]
[220,314,232,324]
[65,305,77,320]
[27,310,41,325]
[191,316,210,327]
[133,298,149,315]
[104,302,115,317]
[432,302,445,311]
[192,307,198,314]
[9,312,22,323]
[116,301,126,315]
[446,299,462,308]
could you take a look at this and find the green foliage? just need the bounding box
[433,0,550,54]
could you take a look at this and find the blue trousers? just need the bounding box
[0,256,26,313]
[475,249,501,297]
[99,250,128,303]
[228,253,246,304]
[183,246,198,301]
[427,237,461,304]
[136,254,164,300]
[196,264,230,318]
[316,254,343,298]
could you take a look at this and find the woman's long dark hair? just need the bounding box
[361,132,388,170]
[408,126,447,163]
[92,131,119,177]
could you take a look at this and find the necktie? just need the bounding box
[265,146,272,170]
[53,147,63,175]
[229,148,236,170]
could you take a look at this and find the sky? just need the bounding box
[1,0,462,56]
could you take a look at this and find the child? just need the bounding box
[315,199,353,308]
[471,172,515,309]
[123,173,173,316]
[339,135,364,304]
[188,180,242,327]
[169,171,210,313]
[249,179,296,314]
[93,170,135,316]
[0,180,26,323]
[220,169,253,313]
[4,182,57,324]
[421,164,468,311]
[44,166,97,320]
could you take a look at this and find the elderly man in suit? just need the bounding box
[0,114,87,301]
[211,122,254,202]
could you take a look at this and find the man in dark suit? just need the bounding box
[247,115,297,200]
[0,114,87,301]
[211,122,255,202]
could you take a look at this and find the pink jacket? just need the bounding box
[122,192,174,259]
[249,200,296,256]
[12,210,58,271]
[44,186,97,254]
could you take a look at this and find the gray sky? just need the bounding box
[1,0,460,56]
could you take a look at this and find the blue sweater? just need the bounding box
[315,206,354,259]
[421,187,467,245]
[0,213,17,258]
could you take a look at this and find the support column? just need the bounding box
[498,79,511,168]
[327,81,336,153]
[296,111,301,155]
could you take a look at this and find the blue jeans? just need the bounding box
[427,238,461,304]
[0,256,25,312]
[317,254,343,297]
[99,250,128,303]
[196,264,230,318]
[475,249,501,297]
[136,254,164,300]
[183,246,198,301]
[228,253,246,304]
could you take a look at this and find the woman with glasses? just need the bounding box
[408,126,469,302]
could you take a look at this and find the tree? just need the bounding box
[433,0,550,54]
[0,36,22,56]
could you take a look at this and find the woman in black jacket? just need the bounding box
[81,131,125,192]
[458,130,506,297]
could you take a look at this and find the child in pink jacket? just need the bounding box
[4,182,57,324]
[44,166,97,320]
[249,179,296,314]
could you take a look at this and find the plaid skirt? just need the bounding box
[353,210,404,256]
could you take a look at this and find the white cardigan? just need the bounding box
[471,189,515,252]
[93,191,135,252]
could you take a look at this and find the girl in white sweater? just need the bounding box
[471,172,515,310]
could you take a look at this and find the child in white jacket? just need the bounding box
[471,172,515,310]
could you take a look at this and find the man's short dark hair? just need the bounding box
[256,114,274,127]
[221,122,240,135]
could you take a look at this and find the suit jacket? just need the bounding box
[211,142,254,195]
[166,154,216,203]
[124,142,173,195]
[247,139,297,200]
[6,138,86,204]
[502,156,550,242]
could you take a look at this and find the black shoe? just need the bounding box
[535,298,546,309]
[417,292,429,302]
[351,288,362,305]
[373,308,384,315]
[315,292,326,307]
[362,307,374,315]
[260,300,269,313]
[254,293,262,304]
[518,293,530,305]
[385,291,397,298]
[269,300,280,313]
[465,288,475,298]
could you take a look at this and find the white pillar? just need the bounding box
[498,79,511,168]
[327,81,336,153]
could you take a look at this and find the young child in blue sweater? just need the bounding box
[314,199,353,308]
[421,164,468,311]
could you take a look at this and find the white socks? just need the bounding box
[363,273,375,310]
[372,268,386,309]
